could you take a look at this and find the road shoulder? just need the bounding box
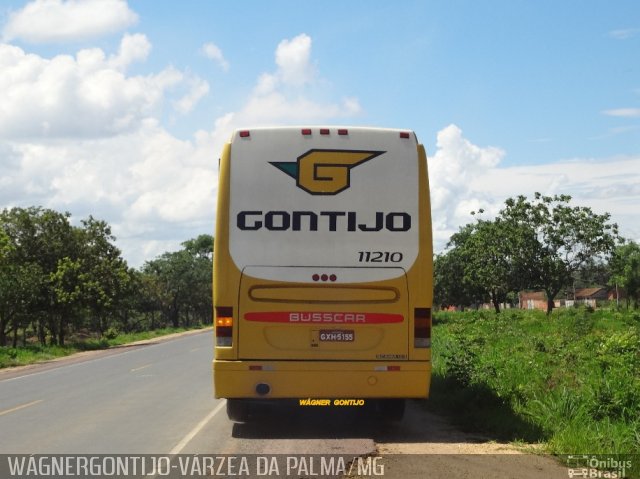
[363,400,569,479]
[0,328,212,381]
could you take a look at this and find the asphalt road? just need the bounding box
[0,330,572,478]
[0,331,219,453]
[0,331,373,457]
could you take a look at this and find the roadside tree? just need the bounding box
[461,218,522,313]
[434,225,487,310]
[608,241,640,309]
[499,193,619,314]
[140,235,213,328]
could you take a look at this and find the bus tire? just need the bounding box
[227,399,251,422]
[378,399,405,422]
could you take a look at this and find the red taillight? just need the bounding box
[414,307,431,348]
[320,128,330,135]
[239,130,250,138]
[400,132,410,139]
[215,306,233,346]
[301,128,312,135]
[337,129,348,136]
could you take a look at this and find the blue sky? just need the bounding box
[0,0,638,266]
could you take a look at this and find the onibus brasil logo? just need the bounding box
[270,149,385,195]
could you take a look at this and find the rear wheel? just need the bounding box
[377,399,405,422]
[226,399,251,422]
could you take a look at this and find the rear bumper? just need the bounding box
[213,360,431,399]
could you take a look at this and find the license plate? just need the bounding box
[319,330,354,342]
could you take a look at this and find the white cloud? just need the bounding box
[2,0,138,43]
[108,33,151,70]
[427,124,505,246]
[0,37,185,139]
[427,125,640,252]
[3,26,635,268]
[602,108,640,118]
[234,92,360,125]
[468,156,640,243]
[250,34,317,97]
[275,34,316,87]
[0,121,218,265]
[0,33,363,267]
[201,42,229,71]
[213,33,360,132]
[173,77,210,114]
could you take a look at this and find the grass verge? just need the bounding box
[424,308,640,477]
[0,325,208,369]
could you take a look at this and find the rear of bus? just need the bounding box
[213,126,433,421]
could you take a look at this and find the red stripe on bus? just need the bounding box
[244,312,404,323]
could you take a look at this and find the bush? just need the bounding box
[103,327,119,340]
[427,309,640,457]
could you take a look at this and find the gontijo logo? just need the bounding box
[270,149,384,195]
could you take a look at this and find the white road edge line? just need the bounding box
[130,364,152,372]
[169,400,227,455]
[0,399,43,417]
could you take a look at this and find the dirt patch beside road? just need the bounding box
[361,400,569,479]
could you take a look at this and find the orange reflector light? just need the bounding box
[216,317,232,327]
[215,306,233,346]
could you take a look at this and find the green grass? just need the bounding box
[425,308,640,477]
[0,343,78,368]
[0,325,208,369]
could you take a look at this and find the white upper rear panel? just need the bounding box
[228,127,420,282]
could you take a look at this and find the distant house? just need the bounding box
[574,287,608,308]
[519,291,547,311]
[518,286,619,311]
[575,287,608,300]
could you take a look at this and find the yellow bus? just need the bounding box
[213,126,433,421]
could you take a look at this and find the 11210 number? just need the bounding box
[358,251,403,263]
